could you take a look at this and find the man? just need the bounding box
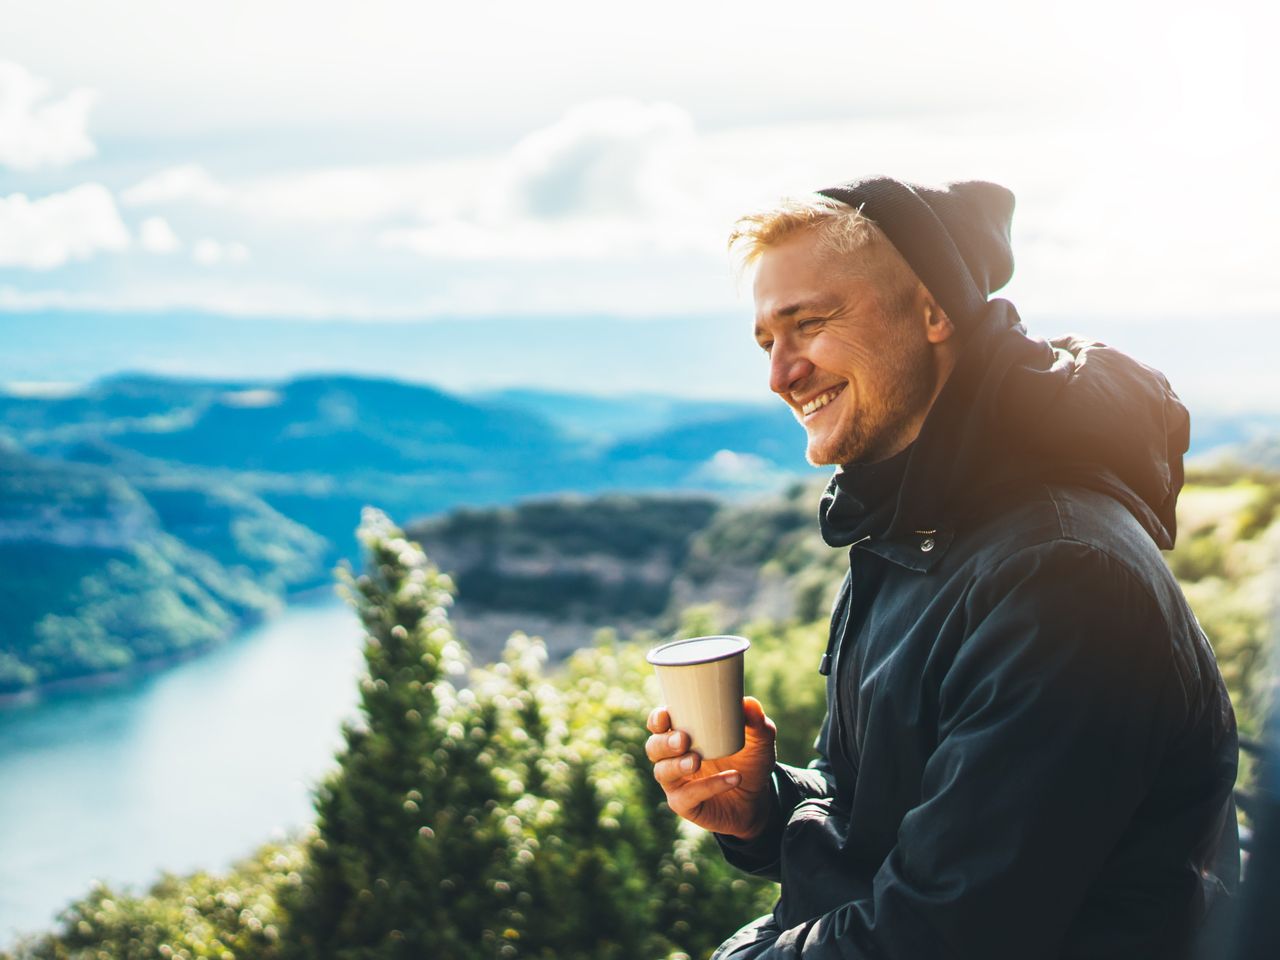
[644,177,1241,958]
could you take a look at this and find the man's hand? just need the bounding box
[645,696,777,840]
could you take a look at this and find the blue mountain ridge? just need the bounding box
[0,373,820,694]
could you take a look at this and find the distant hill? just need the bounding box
[409,494,722,660]
[0,374,823,693]
[477,387,771,445]
[0,443,326,695]
[1186,410,1280,463]
[3,373,820,560]
[406,482,843,662]
[104,375,566,473]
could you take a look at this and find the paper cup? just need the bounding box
[646,635,750,759]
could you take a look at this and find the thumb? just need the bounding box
[742,696,771,732]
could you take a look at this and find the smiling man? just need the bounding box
[644,177,1241,958]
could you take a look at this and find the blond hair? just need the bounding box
[728,195,921,318]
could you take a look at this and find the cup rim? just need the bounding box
[646,634,750,666]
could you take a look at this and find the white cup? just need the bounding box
[647,635,750,760]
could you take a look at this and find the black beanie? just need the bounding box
[816,176,1016,329]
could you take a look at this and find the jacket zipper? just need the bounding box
[827,535,869,784]
[819,535,870,676]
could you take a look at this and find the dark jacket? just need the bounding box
[713,301,1241,959]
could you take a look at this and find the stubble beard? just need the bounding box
[809,336,937,467]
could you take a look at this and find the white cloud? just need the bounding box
[378,99,713,260]
[0,60,97,170]
[690,450,787,489]
[218,388,281,408]
[500,99,694,220]
[118,100,701,249]
[120,157,488,226]
[138,215,180,253]
[122,163,233,207]
[0,184,129,269]
[192,238,249,265]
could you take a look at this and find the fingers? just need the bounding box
[646,705,671,734]
[665,770,742,819]
[645,726,689,764]
[652,751,700,785]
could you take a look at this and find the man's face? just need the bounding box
[752,230,940,466]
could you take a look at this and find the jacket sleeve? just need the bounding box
[739,540,1189,959]
[714,712,841,881]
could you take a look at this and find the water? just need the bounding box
[0,597,366,947]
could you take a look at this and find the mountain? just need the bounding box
[607,404,808,466]
[4,374,820,560]
[476,387,769,444]
[0,442,326,695]
[0,373,823,693]
[102,375,567,473]
[406,481,843,662]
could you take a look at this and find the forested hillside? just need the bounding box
[0,442,326,695]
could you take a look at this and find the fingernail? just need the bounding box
[726,773,741,786]
[680,755,695,772]
[668,732,682,749]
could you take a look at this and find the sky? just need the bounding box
[2,0,1278,404]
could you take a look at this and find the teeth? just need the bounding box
[801,388,841,415]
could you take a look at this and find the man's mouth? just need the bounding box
[800,384,845,417]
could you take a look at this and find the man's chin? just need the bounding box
[804,438,842,468]
[804,424,866,467]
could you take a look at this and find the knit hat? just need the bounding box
[816,177,1016,329]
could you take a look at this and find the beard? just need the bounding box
[811,332,939,467]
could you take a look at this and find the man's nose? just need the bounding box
[768,343,813,396]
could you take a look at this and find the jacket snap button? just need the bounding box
[920,537,935,553]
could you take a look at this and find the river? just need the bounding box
[0,597,365,947]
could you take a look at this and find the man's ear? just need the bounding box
[917,284,955,344]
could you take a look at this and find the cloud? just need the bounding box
[0,184,129,269]
[0,60,97,170]
[380,99,713,260]
[191,238,249,265]
[120,157,486,226]
[138,215,180,253]
[690,450,787,489]
[122,163,233,207]
[500,99,694,219]
[116,100,706,260]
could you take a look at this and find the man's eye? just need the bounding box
[799,318,824,332]
[760,342,773,355]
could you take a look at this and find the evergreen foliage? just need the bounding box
[3,843,301,960]
[276,509,778,959]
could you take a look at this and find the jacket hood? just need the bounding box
[824,299,1190,552]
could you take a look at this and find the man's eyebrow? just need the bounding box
[775,298,830,317]
[754,298,834,339]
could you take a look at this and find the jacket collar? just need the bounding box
[856,527,955,572]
